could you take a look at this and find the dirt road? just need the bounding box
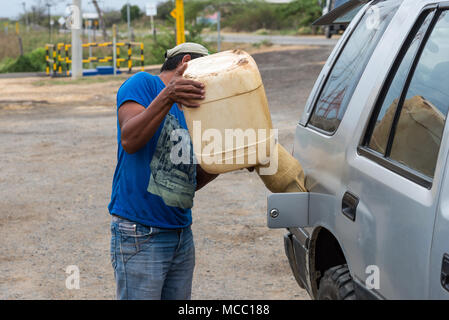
[0,46,332,299]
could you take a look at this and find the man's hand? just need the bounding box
[164,63,205,108]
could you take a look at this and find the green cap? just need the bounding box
[165,42,209,60]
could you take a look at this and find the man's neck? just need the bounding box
[159,70,176,86]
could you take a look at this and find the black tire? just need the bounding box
[317,264,356,300]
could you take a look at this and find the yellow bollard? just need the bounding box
[53,49,57,75]
[128,43,132,73]
[45,45,50,75]
[140,42,144,72]
[170,0,185,45]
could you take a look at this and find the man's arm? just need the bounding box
[196,165,218,191]
[119,63,205,154]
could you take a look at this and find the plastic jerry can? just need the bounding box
[182,50,275,174]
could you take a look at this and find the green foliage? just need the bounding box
[0,57,14,72]
[146,33,176,65]
[252,39,273,48]
[27,47,47,69]
[186,22,207,43]
[156,1,175,20]
[153,0,322,32]
[255,29,270,35]
[0,47,46,73]
[297,26,314,35]
[120,4,142,22]
[260,39,273,47]
[184,1,212,24]
[0,0,323,74]
[223,2,283,31]
[33,74,129,87]
[143,27,212,66]
[18,4,46,27]
[103,10,122,27]
[278,0,322,29]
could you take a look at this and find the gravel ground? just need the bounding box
[0,46,333,299]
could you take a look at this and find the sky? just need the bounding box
[0,0,291,20]
[1,0,293,19]
[0,0,162,19]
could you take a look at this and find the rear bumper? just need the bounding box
[284,228,312,293]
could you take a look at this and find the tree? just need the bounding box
[156,1,175,20]
[92,0,108,41]
[23,0,46,26]
[103,10,121,27]
[278,0,322,28]
[120,4,142,22]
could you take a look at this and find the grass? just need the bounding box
[32,74,130,86]
[0,18,319,74]
[252,39,274,49]
[0,34,22,60]
[0,21,214,73]
[0,27,71,60]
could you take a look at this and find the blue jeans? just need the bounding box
[110,215,195,300]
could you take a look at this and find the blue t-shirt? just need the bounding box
[108,72,197,228]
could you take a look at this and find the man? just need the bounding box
[108,43,218,300]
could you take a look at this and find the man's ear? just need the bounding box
[181,54,192,64]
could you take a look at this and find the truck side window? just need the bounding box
[364,9,449,181]
[308,0,401,134]
[368,12,435,154]
[389,11,449,177]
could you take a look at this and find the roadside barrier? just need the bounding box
[127,42,145,74]
[45,41,145,77]
[45,44,55,76]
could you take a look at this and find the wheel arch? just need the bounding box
[308,226,348,299]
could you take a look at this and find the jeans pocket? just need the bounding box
[117,220,156,264]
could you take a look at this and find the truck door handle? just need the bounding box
[342,192,359,222]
